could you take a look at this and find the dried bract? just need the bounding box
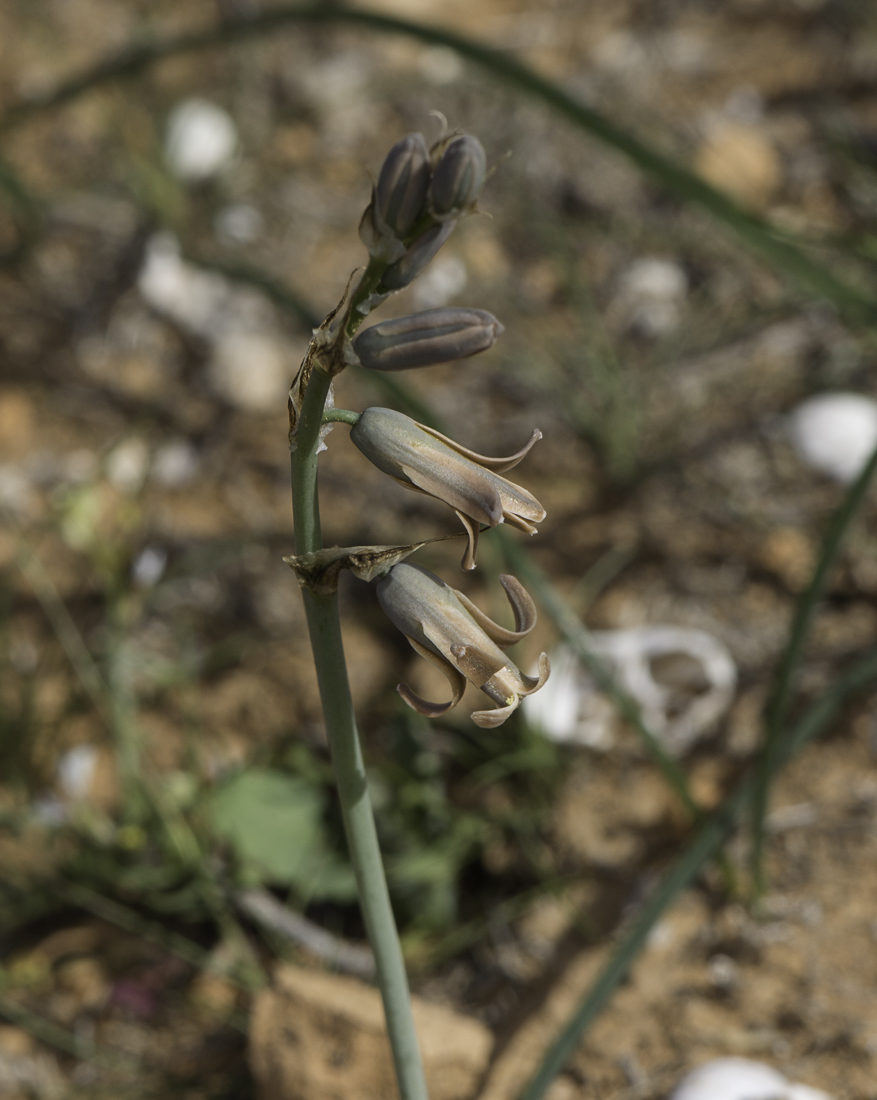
[376,563,550,727]
[349,408,546,569]
[353,308,504,372]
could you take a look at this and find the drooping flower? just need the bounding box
[349,408,545,570]
[376,562,550,727]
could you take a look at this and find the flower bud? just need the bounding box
[430,135,486,217]
[381,221,455,290]
[374,133,431,238]
[352,308,504,372]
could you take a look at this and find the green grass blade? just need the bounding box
[751,440,877,892]
[0,6,873,320]
[517,642,877,1100]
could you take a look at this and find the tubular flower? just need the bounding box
[349,408,546,570]
[376,563,550,728]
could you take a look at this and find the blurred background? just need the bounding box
[1,0,877,1097]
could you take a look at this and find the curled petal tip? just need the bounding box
[519,652,551,694]
[397,682,454,718]
[471,697,520,728]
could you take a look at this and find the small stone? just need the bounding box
[165,98,238,181]
[151,439,200,488]
[695,122,783,209]
[614,258,688,336]
[412,254,468,309]
[249,965,492,1100]
[131,546,167,587]
[105,438,150,494]
[670,1058,831,1100]
[789,392,877,484]
[208,331,290,413]
[215,203,263,244]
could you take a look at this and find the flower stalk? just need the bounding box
[290,259,428,1100]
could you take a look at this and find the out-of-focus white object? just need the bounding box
[207,330,289,413]
[106,438,150,494]
[151,439,199,487]
[523,644,617,751]
[215,203,263,244]
[789,392,877,484]
[669,1057,831,1100]
[57,745,99,801]
[138,232,230,338]
[615,258,688,336]
[412,254,468,309]
[524,626,737,756]
[132,546,168,588]
[165,98,238,181]
[138,233,296,412]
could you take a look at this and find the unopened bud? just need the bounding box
[375,133,431,238]
[353,308,504,371]
[381,221,455,290]
[430,135,486,217]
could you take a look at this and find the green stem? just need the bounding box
[322,408,361,425]
[750,440,877,894]
[291,320,428,1100]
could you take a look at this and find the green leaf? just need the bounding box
[210,769,325,887]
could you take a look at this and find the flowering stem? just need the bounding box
[290,279,428,1100]
[322,408,361,426]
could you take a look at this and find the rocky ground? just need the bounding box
[1,0,877,1097]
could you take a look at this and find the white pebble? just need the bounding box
[57,745,99,801]
[789,392,877,484]
[215,203,263,244]
[164,98,237,181]
[0,465,36,517]
[616,257,688,336]
[208,330,289,412]
[138,232,229,338]
[106,438,150,494]
[151,439,199,487]
[669,1058,832,1100]
[132,546,168,588]
[412,254,468,309]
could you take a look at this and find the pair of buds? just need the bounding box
[359,132,486,290]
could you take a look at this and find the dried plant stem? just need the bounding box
[290,300,428,1100]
